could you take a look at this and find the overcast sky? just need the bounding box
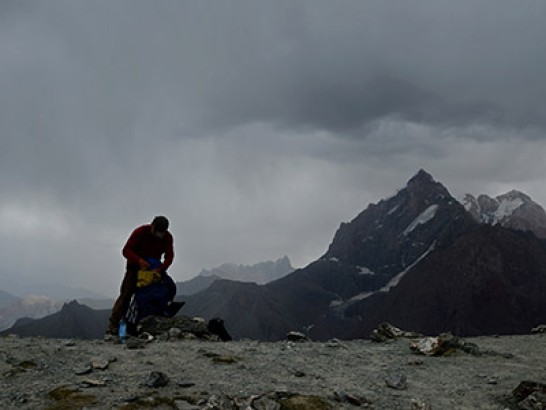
[2,1,546,297]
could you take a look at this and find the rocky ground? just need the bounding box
[0,329,545,409]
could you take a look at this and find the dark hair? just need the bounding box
[151,216,169,232]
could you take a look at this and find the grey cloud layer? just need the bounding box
[1,1,546,295]
[4,1,545,140]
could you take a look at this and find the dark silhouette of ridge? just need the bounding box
[2,300,110,339]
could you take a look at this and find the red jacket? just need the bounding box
[122,224,174,272]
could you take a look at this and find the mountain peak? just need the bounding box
[325,169,475,280]
[62,300,82,309]
[497,190,532,203]
[460,190,546,238]
[408,169,434,185]
[404,169,451,202]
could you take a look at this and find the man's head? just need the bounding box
[151,216,169,238]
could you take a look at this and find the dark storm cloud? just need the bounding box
[4,0,545,148]
[186,1,546,136]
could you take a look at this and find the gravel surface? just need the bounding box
[0,333,545,409]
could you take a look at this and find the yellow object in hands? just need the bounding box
[137,270,162,288]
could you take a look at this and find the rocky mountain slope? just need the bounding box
[461,190,546,238]
[0,332,544,409]
[311,224,546,340]
[182,170,477,339]
[324,169,477,279]
[176,275,221,296]
[182,170,546,340]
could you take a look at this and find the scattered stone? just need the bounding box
[512,381,546,401]
[518,391,546,409]
[212,355,238,364]
[16,360,37,369]
[74,365,93,375]
[15,393,28,403]
[169,327,183,339]
[208,317,233,341]
[204,393,238,410]
[126,337,147,350]
[199,350,239,364]
[143,371,170,388]
[286,331,310,342]
[531,325,546,334]
[103,334,118,343]
[331,388,370,406]
[181,332,200,340]
[138,331,155,341]
[371,322,422,342]
[294,370,306,377]
[326,338,343,348]
[177,380,196,388]
[250,395,281,410]
[410,336,442,356]
[410,333,481,356]
[385,373,408,390]
[174,400,201,410]
[90,357,110,370]
[64,340,76,347]
[139,315,212,339]
[411,398,432,409]
[407,359,424,366]
[80,378,107,387]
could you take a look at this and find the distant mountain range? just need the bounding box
[461,191,546,238]
[180,170,546,340]
[5,170,546,341]
[176,256,294,295]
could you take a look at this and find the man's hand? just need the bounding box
[138,259,150,270]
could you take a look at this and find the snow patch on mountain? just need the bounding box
[388,205,399,215]
[332,242,437,311]
[358,266,374,275]
[494,197,524,223]
[380,241,436,292]
[460,190,546,239]
[347,291,374,303]
[403,205,439,235]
